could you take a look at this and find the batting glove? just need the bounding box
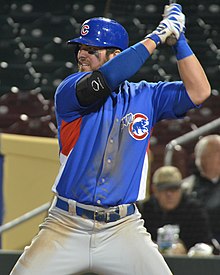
[163,4,193,60]
[163,4,185,33]
[146,18,183,46]
[163,4,184,21]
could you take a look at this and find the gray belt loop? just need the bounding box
[119,205,127,218]
[68,199,77,215]
[50,196,57,211]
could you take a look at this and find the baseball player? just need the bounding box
[10,4,210,275]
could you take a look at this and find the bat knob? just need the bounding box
[166,34,177,46]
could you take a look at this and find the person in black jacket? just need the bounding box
[183,135,220,243]
[139,166,213,254]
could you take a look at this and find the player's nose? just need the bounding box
[78,49,88,56]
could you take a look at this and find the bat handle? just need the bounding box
[166,34,177,46]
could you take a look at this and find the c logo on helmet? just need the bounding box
[81,24,90,36]
[129,113,149,140]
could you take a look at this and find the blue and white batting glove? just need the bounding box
[163,4,183,19]
[164,4,185,36]
[146,17,184,46]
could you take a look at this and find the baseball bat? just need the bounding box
[165,0,178,46]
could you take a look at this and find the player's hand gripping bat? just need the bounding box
[165,0,178,46]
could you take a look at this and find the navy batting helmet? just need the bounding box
[67,17,129,51]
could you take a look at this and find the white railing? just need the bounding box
[164,117,220,165]
[0,202,50,234]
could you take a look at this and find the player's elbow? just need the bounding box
[198,81,211,104]
[190,81,211,105]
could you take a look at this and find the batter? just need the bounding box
[10,4,210,275]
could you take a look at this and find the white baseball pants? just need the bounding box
[10,202,172,275]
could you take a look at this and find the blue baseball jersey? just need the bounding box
[52,72,197,207]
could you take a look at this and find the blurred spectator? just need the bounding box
[139,166,213,255]
[183,135,220,243]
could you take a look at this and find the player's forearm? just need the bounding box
[177,55,211,105]
[172,33,211,105]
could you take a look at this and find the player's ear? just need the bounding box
[108,49,121,59]
[112,49,121,59]
[113,49,121,56]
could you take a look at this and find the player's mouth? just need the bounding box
[78,62,91,71]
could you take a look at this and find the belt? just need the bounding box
[55,198,135,223]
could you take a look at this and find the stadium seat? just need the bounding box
[0,64,38,92]
[0,90,50,118]
[4,115,57,138]
[0,16,18,39]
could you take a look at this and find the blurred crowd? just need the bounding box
[138,135,220,256]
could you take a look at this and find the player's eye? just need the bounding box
[79,45,105,55]
[87,49,98,55]
[87,47,104,54]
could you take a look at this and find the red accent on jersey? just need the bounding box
[60,117,82,156]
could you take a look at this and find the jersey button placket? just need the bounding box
[99,115,121,183]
